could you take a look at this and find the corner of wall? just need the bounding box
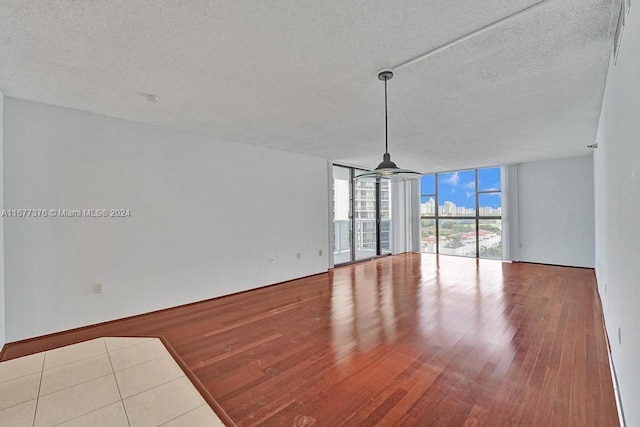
[515,156,595,267]
[0,89,5,348]
[327,161,335,268]
[593,1,639,424]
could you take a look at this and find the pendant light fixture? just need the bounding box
[355,70,422,182]
[353,2,549,182]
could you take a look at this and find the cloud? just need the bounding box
[443,172,459,186]
[481,181,500,191]
[466,191,474,199]
[464,180,476,189]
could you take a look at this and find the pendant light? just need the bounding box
[355,70,422,182]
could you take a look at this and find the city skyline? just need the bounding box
[420,197,502,216]
[421,167,501,210]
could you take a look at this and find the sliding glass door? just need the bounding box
[332,165,392,265]
[354,175,377,261]
[333,166,352,264]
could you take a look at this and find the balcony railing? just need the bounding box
[333,219,391,259]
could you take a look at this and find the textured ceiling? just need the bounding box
[0,0,620,172]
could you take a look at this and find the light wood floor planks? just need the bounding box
[1,253,619,426]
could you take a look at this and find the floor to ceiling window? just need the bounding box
[333,166,352,264]
[333,165,392,265]
[420,167,502,259]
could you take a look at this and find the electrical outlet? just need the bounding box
[318,249,323,256]
[270,257,276,264]
[297,252,302,259]
[92,283,103,294]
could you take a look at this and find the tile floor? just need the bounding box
[0,337,225,426]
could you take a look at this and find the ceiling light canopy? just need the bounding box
[355,70,422,182]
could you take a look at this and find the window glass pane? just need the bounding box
[479,219,502,259]
[420,195,436,216]
[354,177,377,260]
[421,174,436,195]
[355,219,377,259]
[438,170,475,216]
[438,219,477,257]
[333,164,397,262]
[421,219,436,253]
[478,167,501,191]
[420,167,504,259]
[354,179,376,219]
[478,193,501,216]
[333,165,350,181]
[332,166,352,264]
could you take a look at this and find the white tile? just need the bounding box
[124,377,206,427]
[162,404,225,427]
[57,402,129,427]
[109,338,169,372]
[0,373,41,411]
[40,353,113,396]
[34,374,121,427]
[104,336,154,352]
[0,352,44,384]
[44,338,107,370]
[0,399,37,427]
[115,355,185,398]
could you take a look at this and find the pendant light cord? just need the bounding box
[384,76,388,155]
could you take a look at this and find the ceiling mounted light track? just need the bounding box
[392,0,549,72]
[355,0,550,182]
[354,70,422,182]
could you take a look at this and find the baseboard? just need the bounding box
[608,352,627,426]
[595,279,627,426]
[4,270,330,349]
[512,260,594,269]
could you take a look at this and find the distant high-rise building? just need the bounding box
[351,181,392,250]
[421,197,436,215]
[444,201,456,215]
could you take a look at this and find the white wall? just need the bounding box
[4,99,329,342]
[0,90,5,348]
[594,3,640,424]
[515,155,595,268]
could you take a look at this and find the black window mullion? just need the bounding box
[435,177,440,254]
[475,169,480,257]
[422,168,502,259]
[350,168,356,263]
[376,180,381,256]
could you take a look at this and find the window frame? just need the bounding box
[421,167,502,259]
[332,164,392,266]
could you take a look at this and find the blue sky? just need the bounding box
[421,167,501,208]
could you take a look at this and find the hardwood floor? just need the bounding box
[2,253,619,426]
